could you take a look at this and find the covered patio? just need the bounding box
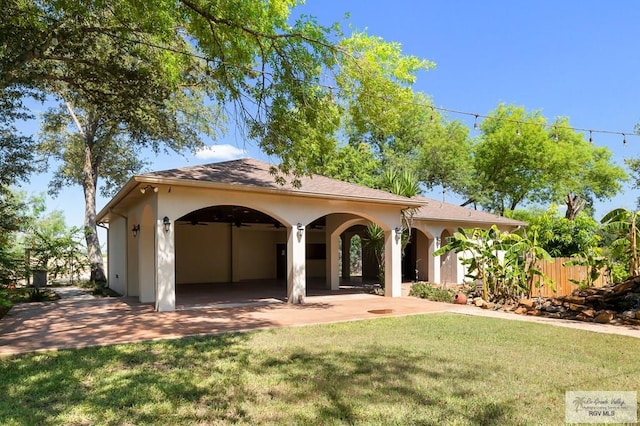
[97,159,422,311]
[174,278,382,310]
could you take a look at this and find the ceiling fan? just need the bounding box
[177,220,208,226]
[233,218,250,228]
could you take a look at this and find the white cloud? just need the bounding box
[194,144,247,161]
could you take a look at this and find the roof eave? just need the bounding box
[97,175,425,223]
[414,216,527,227]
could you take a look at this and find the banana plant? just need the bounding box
[435,226,502,301]
[505,228,553,298]
[601,208,640,277]
[564,245,607,288]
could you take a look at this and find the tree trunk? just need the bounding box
[565,193,586,220]
[82,143,107,284]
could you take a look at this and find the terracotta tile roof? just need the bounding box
[412,197,526,227]
[142,158,420,205]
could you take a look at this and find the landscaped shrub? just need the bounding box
[78,280,121,297]
[409,282,455,303]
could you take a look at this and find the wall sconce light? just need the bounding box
[140,185,158,194]
[132,224,140,237]
[394,226,403,242]
[296,223,304,236]
[163,216,171,232]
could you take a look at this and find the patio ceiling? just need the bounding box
[176,205,326,228]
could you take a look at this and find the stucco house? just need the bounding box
[96,158,523,311]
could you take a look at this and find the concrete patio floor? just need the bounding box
[0,290,456,356]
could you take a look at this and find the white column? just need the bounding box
[138,222,156,304]
[341,233,351,280]
[326,232,340,290]
[155,217,175,311]
[428,237,442,284]
[287,224,306,303]
[325,215,342,291]
[416,231,429,282]
[384,228,402,298]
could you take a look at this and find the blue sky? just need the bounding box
[16,0,640,228]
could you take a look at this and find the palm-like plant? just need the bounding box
[362,223,385,285]
[363,168,422,286]
[380,168,421,252]
[600,208,640,277]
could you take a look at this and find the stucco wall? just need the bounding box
[176,223,231,283]
[107,216,127,295]
[175,224,330,283]
[237,228,280,280]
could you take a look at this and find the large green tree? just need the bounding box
[0,96,36,192]
[465,104,626,216]
[623,157,640,209]
[317,33,472,195]
[3,1,447,282]
[547,117,627,219]
[2,0,347,281]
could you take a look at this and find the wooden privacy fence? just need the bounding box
[531,257,607,298]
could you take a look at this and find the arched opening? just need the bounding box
[402,228,431,282]
[338,226,369,285]
[174,205,290,306]
[440,229,458,285]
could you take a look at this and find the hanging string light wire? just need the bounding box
[429,105,635,145]
[31,22,635,147]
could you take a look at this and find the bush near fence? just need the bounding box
[531,257,606,298]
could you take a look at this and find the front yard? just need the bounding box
[1,314,639,425]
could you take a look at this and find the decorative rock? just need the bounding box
[473,297,485,307]
[568,304,588,312]
[503,304,515,312]
[586,295,604,303]
[576,288,600,296]
[564,295,586,304]
[527,309,541,316]
[582,309,596,318]
[594,310,615,324]
[575,313,592,322]
[482,302,496,310]
[542,305,561,313]
[613,280,634,294]
[514,307,528,315]
[622,311,636,320]
[636,311,640,320]
[519,298,534,308]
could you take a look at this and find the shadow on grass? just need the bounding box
[254,346,517,425]
[0,333,254,425]
[0,329,520,425]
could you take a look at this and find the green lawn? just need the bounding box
[1,314,639,425]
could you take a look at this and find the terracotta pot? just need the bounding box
[454,292,467,305]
